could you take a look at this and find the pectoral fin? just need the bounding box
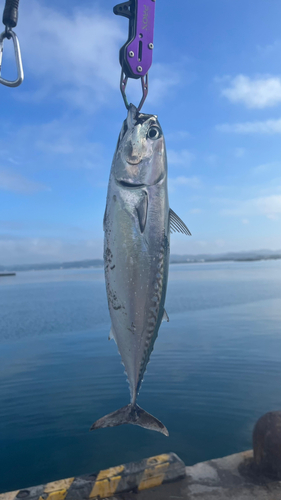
[136,192,148,233]
[169,208,191,236]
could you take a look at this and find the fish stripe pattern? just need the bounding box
[137,240,167,392]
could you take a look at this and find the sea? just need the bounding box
[1,260,281,492]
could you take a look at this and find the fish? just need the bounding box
[91,104,190,436]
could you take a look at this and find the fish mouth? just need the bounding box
[126,159,142,165]
[117,180,146,188]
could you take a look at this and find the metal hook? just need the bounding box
[120,70,130,110]
[120,69,148,112]
[0,28,23,87]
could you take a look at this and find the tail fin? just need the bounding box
[90,404,169,436]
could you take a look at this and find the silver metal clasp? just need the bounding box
[120,69,148,112]
[0,28,24,87]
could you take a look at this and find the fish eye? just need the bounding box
[147,126,161,140]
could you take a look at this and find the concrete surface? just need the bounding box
[2,450,281,500]
[112,451,281,499]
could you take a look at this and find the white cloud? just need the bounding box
[165,130,190,141]
[168,149,195,166]
[215,239,226,248]
[0,118,107,173]
[0,221,23,230]
[123,62,186,110]
[15,1,124,111]
[147,63,182,105]
[234,148,245,158]
[0,236,103,265]
[0,169,48,194]
[33,119,105,169]
[221,75,281,109]
[169,176,201,191]
[216,118,281,134]
[206,154,218,165]
[256,195,281,219]
[11,2,184,113]
[8,157,20,165]
[257,40,281,58]
[221,195,281,220]
[252,162,280,174]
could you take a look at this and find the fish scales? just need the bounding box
[91,104,190,436]
[105,185,169,395]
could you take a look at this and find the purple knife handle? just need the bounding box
[126,0,155,77]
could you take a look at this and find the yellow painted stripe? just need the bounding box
[146,454,170,465]
[89,465,124,499]
[43,491,67,500]
[138,462,170,491]
[0,491,20,500]
[38,477,74,500]
[89,476,122,499]
[44,478,74,493]
[95,465,124,481]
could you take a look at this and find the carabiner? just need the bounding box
[120,69,148,112]
[0,28,24,87]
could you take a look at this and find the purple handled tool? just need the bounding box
[114,0,156,111]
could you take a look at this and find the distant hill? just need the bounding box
[0,259,104,273]
[170,250,281,264]
[1,250,281,272]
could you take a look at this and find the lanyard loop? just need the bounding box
[3,0,19,28]
[0,0,23,87]
[0,27,23,87]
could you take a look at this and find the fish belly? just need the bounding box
[104,183,169,401]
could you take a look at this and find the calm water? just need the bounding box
[1,261,281,492]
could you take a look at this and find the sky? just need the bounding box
[0,0,281,265]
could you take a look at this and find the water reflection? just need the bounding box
[0,260,281,492]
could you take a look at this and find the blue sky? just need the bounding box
[0,0,281,264]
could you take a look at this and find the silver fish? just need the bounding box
[91,105,190,436]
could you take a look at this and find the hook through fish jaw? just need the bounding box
[0,28,23,87]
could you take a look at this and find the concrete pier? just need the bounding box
[130,450,281,500]
[2,412,281,499]
[2,450,281,500]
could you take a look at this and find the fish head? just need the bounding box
[113,104,166,187]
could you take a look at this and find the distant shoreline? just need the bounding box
[1,252,281,273]
[170,256,281,264]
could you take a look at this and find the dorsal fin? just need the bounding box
[169,208,191,236]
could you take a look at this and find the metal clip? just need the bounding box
[114,0,155,111]
[120,69,148,111]
[0,28,24,87]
